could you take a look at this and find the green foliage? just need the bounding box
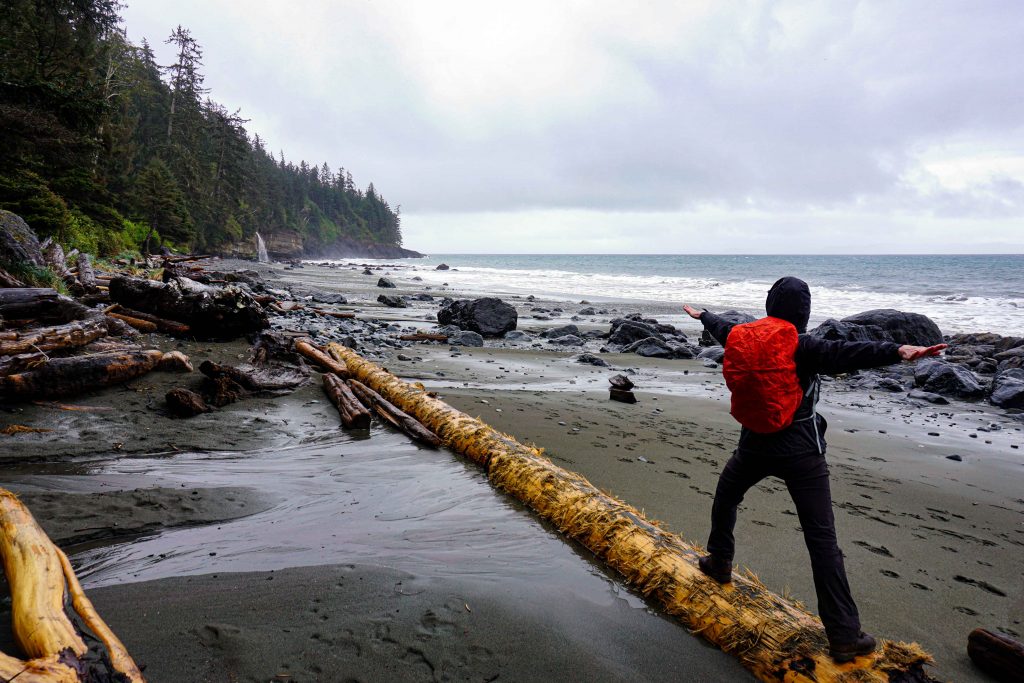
[4,261,62,289]
[0,0,403,259]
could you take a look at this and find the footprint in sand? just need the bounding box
[852,540,894,557]
[880,570,900,578]
[953,575,1007,596]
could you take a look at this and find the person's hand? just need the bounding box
[898,343,947,361]
[683,304,703,319]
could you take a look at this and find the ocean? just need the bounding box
[347,254,1024,337]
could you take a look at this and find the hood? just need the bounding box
[765,276,811,333]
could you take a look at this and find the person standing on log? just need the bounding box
[683,277,946,663]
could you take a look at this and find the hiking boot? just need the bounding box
[697,554,733,584]
[829,632,876,663]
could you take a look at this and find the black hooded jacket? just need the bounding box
[699,277,902,455]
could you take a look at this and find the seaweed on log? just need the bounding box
[325,342,939,683]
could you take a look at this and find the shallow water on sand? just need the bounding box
[25,432,631,602]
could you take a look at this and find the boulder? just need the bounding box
[670,343,698,360]
[435,263,450,270]
[412,293,434,301]
[548,334,584,346]
[840,309,943,346]
[578,307,596,316]
[989,368,1024,408]
[0,210,45,271]
[700,311,755,346]
[109,275,268,339]
[450,330,484,347]
[698,346,725,363]
[994,346,1024,372]
[625,337,674,358]
[503,330,533,343]
[908,389,949,405]
[377,277,396,288]
[437,297,517,337]
[914,359,985,399]
[377,294,408,308]
[541,324,580,339]
[808,319,885,343]
[609,320,664,347]
[577,353,610,367]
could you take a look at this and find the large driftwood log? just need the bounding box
[108,275,268,339]
[347,379,441,448]
[968,628,1024,683]
[0,289,93,325]
[0,488,146,682]
[399,333,448,342]
[323,373,371,429]
[295,339,349,377]
[0,350,192,399]
[106,312,158,333]
[326,343,938,683]
[0,317,109,356]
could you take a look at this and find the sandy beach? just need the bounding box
[1,259,1021,682]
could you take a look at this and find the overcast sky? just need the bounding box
[121,1,1024,254]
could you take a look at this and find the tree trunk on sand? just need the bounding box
[0,350,192,399]
[399,333,448,342]
[325,342,939,683]
[322,372,370,429]
[106,312,158,333]
[295,339,349,377]
[0,317,109,356]
[347,379,440,448]
[0,488,146,682]
[968,628,1024,683]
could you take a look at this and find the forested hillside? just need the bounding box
[0,0,410,258]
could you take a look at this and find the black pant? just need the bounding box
[706,448,861,643]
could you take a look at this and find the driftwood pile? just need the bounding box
[0,288,192,400]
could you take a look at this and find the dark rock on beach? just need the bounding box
[839,309,943,346]
[450,330,484,347]
[577,353,610,367]
[989,368,1024,408]
[377,294,407,308]
[541,324,581,339]
[377,277,396,288]
[908,389,950,405]
[435,263,450,270]
[914,359,985,399]
[548,334,585,346]
[503,330,533,343]
[437,297,517,337]
[609,320,664,347]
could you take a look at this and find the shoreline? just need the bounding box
[0,259,1021,681]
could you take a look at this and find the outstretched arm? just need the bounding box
[683,304,734,346]
[898,344,948,361]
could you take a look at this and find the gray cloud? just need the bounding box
[122,0,1024,251]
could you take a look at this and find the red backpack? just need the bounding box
[722,316,803,433]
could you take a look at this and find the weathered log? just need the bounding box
[0,350,192,399]
[968,628,1024,683]
[347,379,441,448]
[0,352,48,376]
[0,488,145,682]
[0,288,93,325]
[295,338,349,377]
[106,312,158,333]
[107,305,191,335]
[76,253,97,292]
[109,275,268,339]
[313,308,356,319]
[323,372,371,429]
[609,388,637,404]
[41,240,69,278]
[326,343,938,683]
[199,360,308,393]
[0,317,108,356]
[399,333,448,342]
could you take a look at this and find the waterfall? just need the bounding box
[255,232,269,263]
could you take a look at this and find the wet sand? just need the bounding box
[1,259,1021,681]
